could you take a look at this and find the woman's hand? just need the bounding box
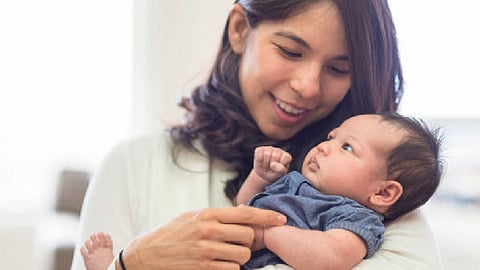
[120,205,286,270]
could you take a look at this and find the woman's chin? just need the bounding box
[262,128,298,141]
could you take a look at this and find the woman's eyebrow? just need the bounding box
[274,31,310,49]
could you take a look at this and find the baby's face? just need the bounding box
[301,114,405,205]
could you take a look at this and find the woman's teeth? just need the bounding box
[275,99,306,115]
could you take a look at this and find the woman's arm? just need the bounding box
[263,225,366,270]
[71,136,287,270]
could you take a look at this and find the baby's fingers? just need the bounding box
[270,161,287,174]
[279,151,292,167]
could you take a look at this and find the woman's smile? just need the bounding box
[275,98,307,115]
[271,94,310,124]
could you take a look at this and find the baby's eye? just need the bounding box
[342,143,353,152]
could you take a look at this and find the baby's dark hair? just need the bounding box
[379,112,444,221]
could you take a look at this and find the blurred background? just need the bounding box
[0,0,478,269]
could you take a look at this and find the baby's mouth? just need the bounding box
[307,156,320,171]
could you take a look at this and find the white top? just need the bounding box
[71,131,443,270]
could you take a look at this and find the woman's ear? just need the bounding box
[369,180,403,209]
[228,4,249,54]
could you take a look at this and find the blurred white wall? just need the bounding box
[132,0,232,132]
[0,0,132,212]
[391,0,480,118]
[0,0,132,269]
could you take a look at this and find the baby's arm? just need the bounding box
[263,226,367,270]
[236,146,292,205]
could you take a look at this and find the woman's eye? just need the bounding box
[327,65,350,75]
[276,45,302,58]
[342,143,353,152]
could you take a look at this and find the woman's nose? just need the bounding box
[289,65,321,98]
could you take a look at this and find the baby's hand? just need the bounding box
[253,146,292,184]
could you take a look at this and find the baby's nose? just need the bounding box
[316,141,330,155]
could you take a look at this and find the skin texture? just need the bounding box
[229,1,351,140]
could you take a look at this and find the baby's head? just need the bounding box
[301,113,443,221]
[378,113,443,220]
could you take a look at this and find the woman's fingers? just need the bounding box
[121,207,285,270]
[188,240,252,264]
[192,222,255,247]
[189,207,284,246]
[126,233,251,269]
[195,206,286,226]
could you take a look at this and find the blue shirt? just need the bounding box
[243,171,384,269]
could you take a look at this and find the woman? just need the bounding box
[72,0,442,269]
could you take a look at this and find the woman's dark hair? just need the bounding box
[379,113,443,221]
[171,0,404,202]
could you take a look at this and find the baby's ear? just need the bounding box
[369,180,403,208]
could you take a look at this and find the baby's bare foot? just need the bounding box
[81,232,114,270]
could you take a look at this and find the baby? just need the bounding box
[81,113,443,270]
[238,113,443,269]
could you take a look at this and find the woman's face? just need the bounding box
[230,1,351,140]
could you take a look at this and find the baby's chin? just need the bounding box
[302,169,318,184]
